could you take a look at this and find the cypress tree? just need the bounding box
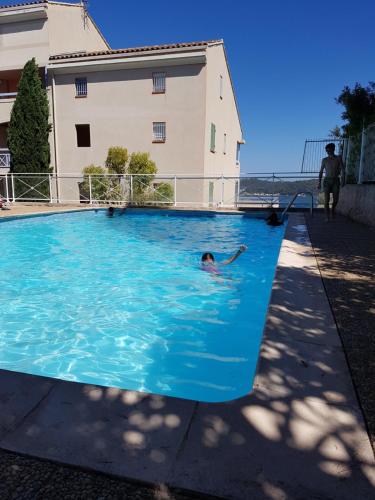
[8,58,51,198]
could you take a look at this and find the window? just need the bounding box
[223,133,227,154]
[76,124,91,147]
[75,77,87,97]
[219,75,223,99]
[210,123,216,152]
[153,72,166,93]
[153,122,166,142]
[236,142,241,164]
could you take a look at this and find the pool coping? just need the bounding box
[0,212,374,499]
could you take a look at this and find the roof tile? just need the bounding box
[49,40,221,61]
[0,1,46,9]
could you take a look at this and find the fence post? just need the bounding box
[272,173,275,207]
[344,138,351,180]
[88,175,92,204]
[174,176,177,207]
[358,127,366,184]
[130,175,133,203]
[220,174,224,207]
[49,174,53,203]
[236,178,240,207]
[5,174,9,203]
[11,173,15,202]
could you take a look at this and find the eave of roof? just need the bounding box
[0,1,44,8]
[0,1,81,9]
[49,40,223,61]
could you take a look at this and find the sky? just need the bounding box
[2,0,374,173]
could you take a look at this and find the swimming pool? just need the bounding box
[0,210,285,402]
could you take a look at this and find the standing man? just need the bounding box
[318,143,345,221]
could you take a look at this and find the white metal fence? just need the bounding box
[301,138,348,173]
[0,172,321,209]
[346,123,375,183]
[302,122,375,183]
[0,149,10,168]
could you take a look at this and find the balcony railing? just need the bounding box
[0,92,17,100]
[0,149,10,168]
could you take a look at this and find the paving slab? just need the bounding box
[254,336,358,407]
[1,379,196,484]
[306,213,375,452]
[0,369,55,439]
[265,220,342,348]
[169,393,375,500]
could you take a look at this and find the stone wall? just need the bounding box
[337,184,375,226]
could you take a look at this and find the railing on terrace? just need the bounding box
[301,121,375,184]
[0,92,17,99]
[0,172,322,209]
[0,149,10,168]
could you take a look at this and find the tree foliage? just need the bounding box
[328,126,342,138]
[80,149,169,204]
[81,165,111,201]
[105,147,128,174]
[128,152,157,195]
[336,82,375,136]
[8,58,51,174]
[154,182,174,202]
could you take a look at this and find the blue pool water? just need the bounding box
[0,210,285,402]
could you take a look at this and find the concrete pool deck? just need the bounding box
[0,210,374,498]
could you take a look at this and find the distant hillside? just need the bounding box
[240,177,317,195]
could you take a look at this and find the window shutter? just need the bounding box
[153,73,166,93]
[75,78,87,97]
[210,123,216,152]
[153,122,166,142]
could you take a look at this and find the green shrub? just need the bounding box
[154,182,174,202]
[128,152,157,195]
[81,165,110,201]
[105,147,128,174]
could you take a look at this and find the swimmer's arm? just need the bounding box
[221,245,247,265]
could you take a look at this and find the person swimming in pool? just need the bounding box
[266,210,283,226]
[201,245,248,274]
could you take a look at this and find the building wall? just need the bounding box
[53,63,207,202]
[0,17,50,71]
[0,3,108,73]
[53,64,207,174]
[203,43,242,205]
[204,44,242,176]
[47,3,109,56]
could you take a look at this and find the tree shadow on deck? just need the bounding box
[305,214,375,452]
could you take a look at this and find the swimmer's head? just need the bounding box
[201,252,215,264]
[325,143,335,154]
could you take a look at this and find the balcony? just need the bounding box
[0,98,15,124]
[0,92,17,100]
[0,149,10,169]
[0,70,19,123]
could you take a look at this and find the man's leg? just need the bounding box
[331,180,340,218]
[324,185,331,221]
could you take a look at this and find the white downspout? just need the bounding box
[51,71,60,202]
